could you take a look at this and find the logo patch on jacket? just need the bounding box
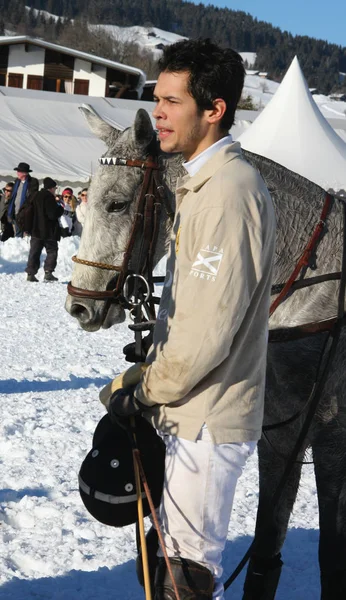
[190,245,223,281]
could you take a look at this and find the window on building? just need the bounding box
[8,73,24,88]
[27,75,43,90]
[74,79,89,95]
[43,50,74,94]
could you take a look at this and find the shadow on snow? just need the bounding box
[0,375,111,395]
[0,487,51,503]
[0,529,320,600]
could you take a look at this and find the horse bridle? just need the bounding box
[67,152,174,316]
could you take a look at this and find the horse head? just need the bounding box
[65,105,180,331]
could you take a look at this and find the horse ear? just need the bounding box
[79,104,121,144]
[132,109,154,147]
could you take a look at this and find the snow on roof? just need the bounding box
[238,56,346,193]
[0,83,258,183]
[0,36,146,91]
[0,87,155,183]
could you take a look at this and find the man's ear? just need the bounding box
[206,98,227,125]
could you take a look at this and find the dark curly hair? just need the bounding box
[158,38,245,131]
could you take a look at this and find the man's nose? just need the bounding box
[152,102,165,120]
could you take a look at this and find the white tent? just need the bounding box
[0,86,256,189]
[0,87,155,188]
[238,57,346,194]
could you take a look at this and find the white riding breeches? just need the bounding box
[156,426,256,600]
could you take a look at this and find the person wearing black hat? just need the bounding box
[25,177,64,282]
[7,162,39,237]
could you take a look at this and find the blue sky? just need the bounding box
[194,1,346,47]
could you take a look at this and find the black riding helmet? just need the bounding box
[79,413,165,527]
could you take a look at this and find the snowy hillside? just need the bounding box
[0,236,323,599]
[90,25,187,60]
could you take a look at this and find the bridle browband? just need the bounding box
[67,152,173,312]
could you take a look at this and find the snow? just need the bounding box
[239,52,257,67]
[89,25,187,60]
[0,236,321,598]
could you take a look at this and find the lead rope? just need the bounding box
[133,445,182,600]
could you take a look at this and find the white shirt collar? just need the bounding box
[183,134,233,177]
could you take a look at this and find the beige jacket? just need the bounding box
[135,142,276,444]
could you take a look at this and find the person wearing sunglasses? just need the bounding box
[60,188,78,237]
[75,188,88,234]
[0,182,14,241]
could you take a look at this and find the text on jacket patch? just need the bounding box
[190,245,223,282]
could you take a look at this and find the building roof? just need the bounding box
[0,36,146,93]
[238,56,346,193]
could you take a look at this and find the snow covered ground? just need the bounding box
[0,236,321,599]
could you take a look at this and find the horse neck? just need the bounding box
[270,187,344,326]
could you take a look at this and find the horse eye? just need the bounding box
[107,201,127,213]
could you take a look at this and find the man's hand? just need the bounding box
[99,362,148,409]
[108,386,144,422]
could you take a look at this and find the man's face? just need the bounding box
[17,171,28,182]
[153,71,210,161]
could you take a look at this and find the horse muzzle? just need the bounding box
[65,292,126,331]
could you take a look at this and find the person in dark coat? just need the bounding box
[0,182,14,241]
[25,177,64,282]
[7,162,39,237]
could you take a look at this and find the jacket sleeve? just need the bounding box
[135,193,268,407]
[45,195,64,220]
[28,178,39,199]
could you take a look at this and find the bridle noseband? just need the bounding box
[67,152,173,315]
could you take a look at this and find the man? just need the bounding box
[0,182,14,241]
[7,162,39,237]
[106,39,276,599]
[25,177,64,282]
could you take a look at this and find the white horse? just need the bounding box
[66,106,346,600]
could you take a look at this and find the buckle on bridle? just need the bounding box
[123,273,151,307]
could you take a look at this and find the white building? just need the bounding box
[0,36,146,99]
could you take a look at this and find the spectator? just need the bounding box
[7,162,39,237]
[25,177,64,282]
[60,187,77,237]
[0,182,14,241]
[75,187,88,235]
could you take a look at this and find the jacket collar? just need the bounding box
[177,141,242,195]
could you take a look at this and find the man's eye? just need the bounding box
[108,201,127,213]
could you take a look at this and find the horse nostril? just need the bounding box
[70,303,92,323]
